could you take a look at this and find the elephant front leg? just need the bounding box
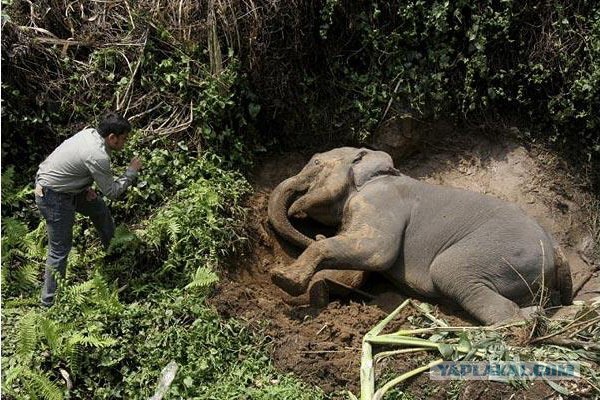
[271,244,327,296]
[271,230,399,296]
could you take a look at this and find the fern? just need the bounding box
[184,266,219,291]
[91,271,123,313]
[15,263,40,289]
[1,217,30,262]
[24,369,64,400]
[3,365,26,390]
[2,297,39,308]
[1,166,16,200]
[69,332,118,349]
[16,311,39,362]
[63,279,95,305]
[2,217,46,294]
[25,220,48,259]
[39,318,61,351]
[65,340,83,376]
[1,166,33,207]
[107,224,140,255]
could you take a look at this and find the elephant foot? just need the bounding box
[309,280,330,309]
[271,267,312,297]
[491,306,544,327]
[520,305,544,320]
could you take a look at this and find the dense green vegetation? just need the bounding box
[2,150,323,398]
[2,0,598,398]
[183,1,597,168]
[0,2,322,395]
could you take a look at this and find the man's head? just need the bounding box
[98,112,132,151]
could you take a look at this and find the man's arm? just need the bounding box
[85,156,140,200]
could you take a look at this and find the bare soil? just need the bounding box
[209,128,599,399]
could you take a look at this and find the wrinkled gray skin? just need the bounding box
[268,147,573,325]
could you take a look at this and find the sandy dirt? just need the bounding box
[209,128,599,399]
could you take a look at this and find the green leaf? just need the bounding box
[248,103,261,119]
[438,343,454,359]
[544,379,570,395]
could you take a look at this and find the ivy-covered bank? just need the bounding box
[250,0,600,169]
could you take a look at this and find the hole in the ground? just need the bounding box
[214,135,599,396]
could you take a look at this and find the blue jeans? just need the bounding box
[35,187,115,306]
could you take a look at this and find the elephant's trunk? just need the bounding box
[268,176,314,248]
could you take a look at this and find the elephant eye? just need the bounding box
[314,159,320,165]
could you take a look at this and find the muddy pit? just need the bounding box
[210,129,599,399]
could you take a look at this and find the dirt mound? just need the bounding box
[209,129,599,397]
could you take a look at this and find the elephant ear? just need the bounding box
[351,149,398,190]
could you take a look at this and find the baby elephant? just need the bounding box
[268,147,573,325]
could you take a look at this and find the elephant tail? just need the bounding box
[553,246,573,305]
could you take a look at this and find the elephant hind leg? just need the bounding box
[445,283,522,325]
[430,261,522,325]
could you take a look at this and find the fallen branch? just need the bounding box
[534,336,600,351]
[572,265,600,298]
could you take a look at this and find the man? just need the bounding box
[35,112,142,306]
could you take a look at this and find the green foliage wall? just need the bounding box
[3,0,598,170]
[244,1,600,166]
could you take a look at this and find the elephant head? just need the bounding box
[268,147,398,247]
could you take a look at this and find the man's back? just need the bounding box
[36,128,108,194]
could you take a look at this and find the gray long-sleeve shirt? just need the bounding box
[36,128,137,200]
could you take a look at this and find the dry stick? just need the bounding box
[298,349,356,354]
[392,320,527,337]
[33,37,93,47]
[18,25,58,37]
[530,306,600,344]
[323,278,376,300]
[536,337,600,351]
[502,256,535,300]
[539,241,546,310]
[564,314,600,333]
[572,265,600,298]
[567,316,600,338]
[528,241,547,342]
[380,73,403,124]
[118,34,148,113]
[178,0,184,35]
[123,0,135,30]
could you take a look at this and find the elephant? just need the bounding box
[267,147,573,325]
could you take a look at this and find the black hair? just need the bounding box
[97,112,132,137]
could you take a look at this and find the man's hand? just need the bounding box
[129,156,143,172]
[85,187,98,201]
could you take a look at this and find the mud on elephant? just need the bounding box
[267,147,573,325]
